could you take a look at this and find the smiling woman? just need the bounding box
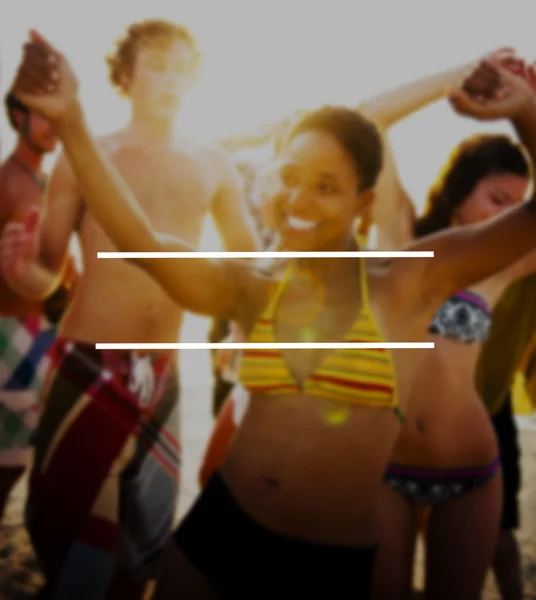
[368,65,536,599]
[274,106,382,252]
[8,33,536,598]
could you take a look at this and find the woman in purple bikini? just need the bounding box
[370,58,536,599]
[12,33,536,599]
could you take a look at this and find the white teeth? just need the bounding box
[287,216,318,231]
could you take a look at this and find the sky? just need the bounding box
[1,0,535,213]
[1,0,535,371]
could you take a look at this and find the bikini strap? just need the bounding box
[358,256,371,315]
[263,261,294,317]
[356,231,369,249]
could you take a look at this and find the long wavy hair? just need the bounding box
[415,134,530,238]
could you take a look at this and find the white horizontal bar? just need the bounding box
[97,251,433,259]
[95,342,435,350]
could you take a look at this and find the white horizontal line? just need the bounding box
[97,251,433,259]
[95,342,435,350]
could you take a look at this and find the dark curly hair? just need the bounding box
[283,105,383,193]
[106,19,201,96]
[415,134,529,238]
[4,92,29,132]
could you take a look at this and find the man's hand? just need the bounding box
[449,60,536,122]
[486,47,527,77]
[0,207,40,288]
[10,30,80,125]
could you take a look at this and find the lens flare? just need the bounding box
[318,402,351,426]
[278,268,326,327]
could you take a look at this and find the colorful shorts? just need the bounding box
[27,338,181,597]
[0,315,56,467]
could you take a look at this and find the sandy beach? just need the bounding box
[1,313,536,599]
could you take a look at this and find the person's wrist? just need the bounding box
[52,98,85,137]
[443,61,476,97]
[454,59,477,79]
[512,94,536,124]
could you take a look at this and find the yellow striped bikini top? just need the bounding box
[238,252,403,420]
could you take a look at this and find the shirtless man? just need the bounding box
[0,93,74,524]
[1,20,258,599]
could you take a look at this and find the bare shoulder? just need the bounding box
[198,142,237,179]
[0,162,17,219]
[172,137,239,196]
[47,133,121,183]
[0,161,16,194]
[0,160,42,221]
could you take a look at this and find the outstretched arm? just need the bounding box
[357,49,521,250]
[37,152,82,292]
[358,60,475,249]
[409,190,536,306]
[11,32,266,323]
[401,62,536,305]
[358,60,475,130]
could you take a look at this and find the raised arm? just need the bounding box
[501,247,536,283]
[367,138,416,250]
[38,152,82,286]
[358,49,522,250]
[10,31,260,322]
[358,60,476,249]
[400,61,536,306]
[358,59,477,130]
[208,148,260,252]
